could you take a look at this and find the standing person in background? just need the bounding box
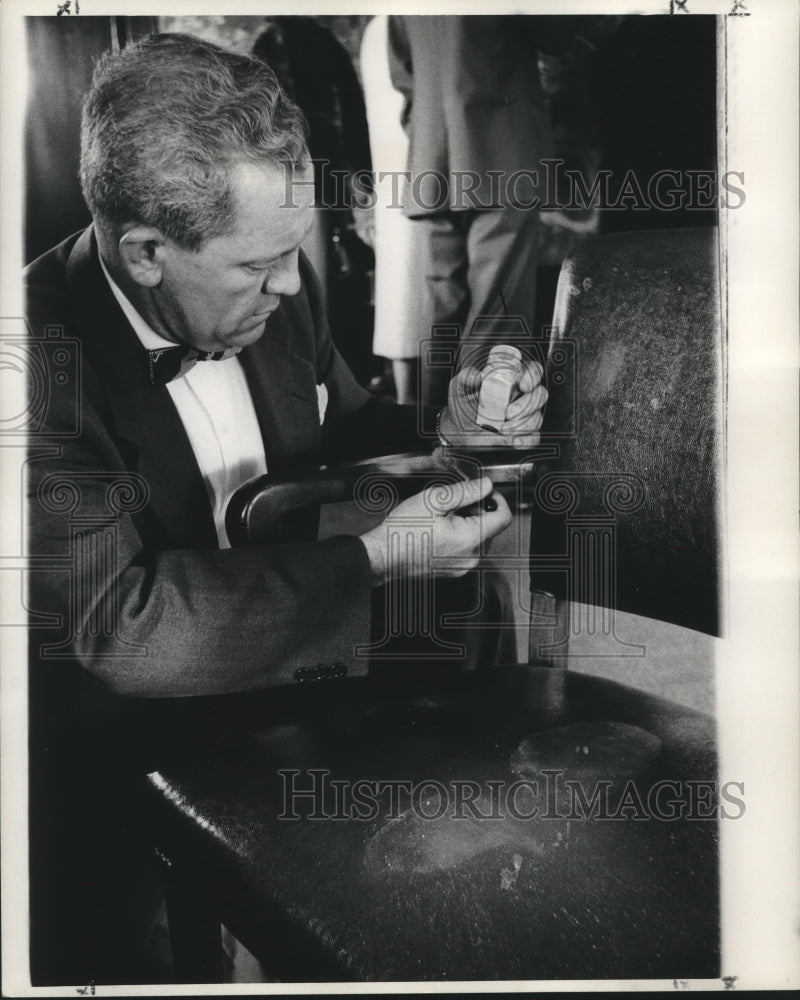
[253,17,376,385]
[388,15,566,406]
[360,14,428,404]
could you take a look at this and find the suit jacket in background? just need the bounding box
[387,14,565,217]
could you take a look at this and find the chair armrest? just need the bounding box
[226,447,553,546]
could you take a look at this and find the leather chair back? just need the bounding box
[530,227,723,639]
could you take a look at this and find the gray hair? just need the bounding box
[80,33,309,250]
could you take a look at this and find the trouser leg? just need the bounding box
[457,205,541,368]
[420,207,541,395]
[420,212,470,405]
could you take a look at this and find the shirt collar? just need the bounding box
[98,252,178,352]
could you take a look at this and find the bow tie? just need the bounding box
[146,345,241,386]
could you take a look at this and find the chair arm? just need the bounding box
[226,447,552,546]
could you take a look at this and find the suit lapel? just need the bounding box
[239,304,322,472]
[65,228,323,546]
[65,228,217,549]
[135,395,218,549]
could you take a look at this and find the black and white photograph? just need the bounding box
[0,0,797,993]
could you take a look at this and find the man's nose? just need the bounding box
[262,254,301,297]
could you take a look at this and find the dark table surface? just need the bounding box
[145,665,719,982]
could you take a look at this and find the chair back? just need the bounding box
[530,227,723,640]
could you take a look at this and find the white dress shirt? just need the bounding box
[99,258,267,548]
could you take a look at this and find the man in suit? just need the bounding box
[388,15,565,404]
[24,33,547,983]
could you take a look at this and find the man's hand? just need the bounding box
[438,358,548,449]
[360,476,512,587]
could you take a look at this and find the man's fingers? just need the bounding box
[503,407,544,435]
[509,432,542,449]
[477,490,513,536]
[442,358,547,446]
[517,358,545,394]
[455,365,483,392]
[441,367,482,439]
[427,475,493,514]
[505,383,548,423]
[453,489,512,530]
[449,366,482,405]
[450,475,494,512]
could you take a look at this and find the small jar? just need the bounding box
[476,344,523,431]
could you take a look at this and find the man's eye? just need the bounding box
[245,264,267,275]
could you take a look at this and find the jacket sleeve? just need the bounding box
[25,249,375,699]
[26,395,375,698]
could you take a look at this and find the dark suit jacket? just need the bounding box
[387,15,560,216]
[24,227,431,983]
[24,227,421,700]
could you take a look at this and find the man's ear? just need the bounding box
[118,226,166,287]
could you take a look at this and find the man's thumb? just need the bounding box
[451,366,482,398]
[433,476,493,514]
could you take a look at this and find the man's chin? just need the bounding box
[197,314,271,352]
[223,317,268,348]
[240,318,268,339]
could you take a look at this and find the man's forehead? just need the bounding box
[217,160,314,258]
[232,160,315,212]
